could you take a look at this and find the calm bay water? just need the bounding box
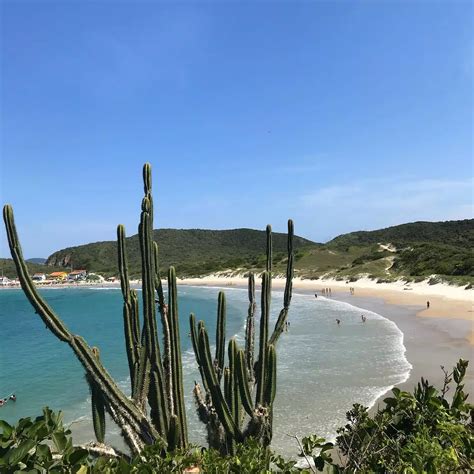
[0,286,411,456]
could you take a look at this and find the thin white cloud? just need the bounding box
[298,177,473,240]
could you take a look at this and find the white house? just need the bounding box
[32,273,46,281]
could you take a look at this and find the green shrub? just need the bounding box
[307,359,473,472]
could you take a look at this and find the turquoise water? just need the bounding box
[0,286,411,455]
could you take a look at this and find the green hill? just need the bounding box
[0,258,64,280]
[45,228,315,277]
[328,219,474,249]
[4,219,473,284]
[293,219,474,284]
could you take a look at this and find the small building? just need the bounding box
[68,269,87,281]
[32,273,46,281]
[49,271,68,281]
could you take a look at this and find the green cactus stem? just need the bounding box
[255,271,271,406]
[197,324,242,441]
[167,266,188,448]
[269,219,294,346]
[87,347,106,444]
[117,224,141,397]
[245,273,256,381]
[3,204,161,454]
[215,291,226,381]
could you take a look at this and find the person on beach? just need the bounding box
[314,293,318,298]
[361,315,366,323]
[336,319,341,325]
[329,288,332,296]
[426,301,430,309]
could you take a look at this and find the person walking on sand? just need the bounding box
[426,301,430,309]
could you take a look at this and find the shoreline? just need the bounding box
[2,276,472,454]
[177,275,474,401]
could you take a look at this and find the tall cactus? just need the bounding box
[190,220,294,453]
[3,163,293,458]
[2,164,190,455]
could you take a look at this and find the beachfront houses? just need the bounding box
[68,269,87,281]
[32,273,46,281]
[49,271,68,281]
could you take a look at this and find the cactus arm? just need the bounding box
[3,205,72,342]
[167,415,181,452]
[228,339,240,426]
[71,336,159,443]
[133,345,149,408]
[244,273,256,381]
[168,266,188,448]
[190,314,208,392]
[269,219,294,346]
[138,164,169,436]
[224,368,231,408]
[154,242,173,414]
[263,345,277,406]
[266,224,272,273]
[87,347,106,444]
[215,291,226,381]
[4,204,161,452]
[117,224,141,396]
[197,325,242,441]
[255,271,271,406]
[236,350,254,417]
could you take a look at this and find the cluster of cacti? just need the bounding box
[3,164,186,455]
[190,221,294,454]
[2,163,294,458]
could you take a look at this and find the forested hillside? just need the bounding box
[45,228,315,277]
[3,220,472,283]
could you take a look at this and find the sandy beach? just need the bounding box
[3,275,472,406]
[178,274,474,396]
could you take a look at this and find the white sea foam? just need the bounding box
[62,286,412,456]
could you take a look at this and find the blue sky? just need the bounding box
[1,1,472,257]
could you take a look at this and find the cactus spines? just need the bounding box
[4,162,295,457]
[197,324,241,441]
[190,220,294,452]
[4,204,161,453]
[263,344,277,407]
[255,270,271,406]
[117,224,141,397]
[215,291,226,381]
[245,273,256,381]
[167,414,180,452]
[3,205,71,343]
[266,224,272,272]
[236,350,254,417]
[3,164,198,456]
[269,219,294,346]
[168,266,188,448]
[87,347,106,444]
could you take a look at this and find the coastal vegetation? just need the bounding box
[2,164,295,460]
[1,360,472,472]
[3,218,468,285]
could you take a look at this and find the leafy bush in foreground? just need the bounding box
[1,360,472,472]
[322,359,473,472]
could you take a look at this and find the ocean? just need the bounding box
[0,285,411,456]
